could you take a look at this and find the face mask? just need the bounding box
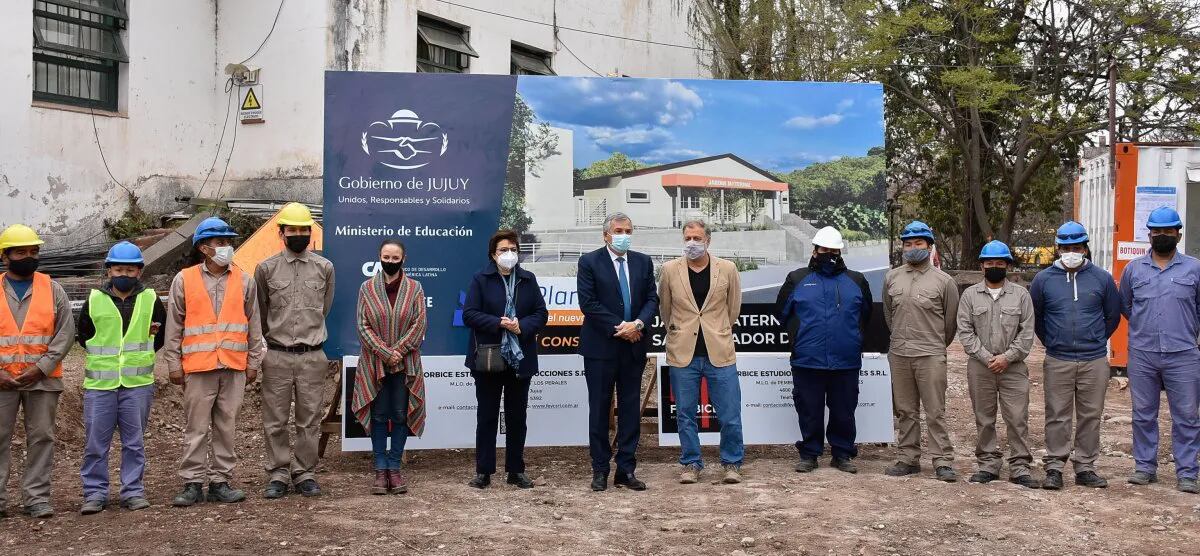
[1059,252,1085,269]
[683,240,707,260]
[903,248,930,265]
[984,267,1007,283]
[111,275,139,292]
[811,252,844,275]
[380,261,403,276]
[496,251,519,271]
[1151,234,1178,254]
[610,234,632,254]
[6,257,39,277]
[285,234,311,254]
[206,245,234,267]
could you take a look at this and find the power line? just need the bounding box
[240,0,286,65]
[195,79,238,200]
[213,84,243,202]
[556,36,604,76]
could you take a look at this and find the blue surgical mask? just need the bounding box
[610,234,632,254]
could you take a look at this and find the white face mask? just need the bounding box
[209,245,234,267]
[496,250,519,271]
[1059,252,1085,269]
[683,240,707,260]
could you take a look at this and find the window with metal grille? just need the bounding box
[33,0,127,111]
[510,43,555,76]
[416,16,477,74]
[680,191,701,209]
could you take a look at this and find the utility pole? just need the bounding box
[1108,55,1117,189]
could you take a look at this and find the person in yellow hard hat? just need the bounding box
[0,225,74,519]
[253,203,335,499]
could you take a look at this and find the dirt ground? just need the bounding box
[1,343,1198,556]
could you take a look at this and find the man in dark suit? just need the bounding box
[577,212,659,491]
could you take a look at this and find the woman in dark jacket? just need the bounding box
[462,229,548,489]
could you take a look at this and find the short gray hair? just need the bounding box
[603,212,632,233]
[681,219,710,239]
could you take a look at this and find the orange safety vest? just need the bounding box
[180,265,249,373]
[0,272,63,378]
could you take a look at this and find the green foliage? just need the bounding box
[809,203,887,238]
[840,229,871,242]
[578,153,646,179]
[505,94,559,198]
[103,193,157,240]
[734,259,759,272]
[499,187,533,234]
[781,153,885,213]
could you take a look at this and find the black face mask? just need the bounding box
[285,234,311,254]
[380,261,403,277]
[6,257,39,277]
[111,275,140,293]
[810,252,845,275]
[984,267,1007,284]
[1151,234,1179,255]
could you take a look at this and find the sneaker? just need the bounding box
[172,482,204,507]
[1074,471,1108,488]
[24,502,54,519]
[506,472,534,489]
[1128,470,1158,486]
[679,464,701,484]
[1042,469,1064,490]
[935,466,958,482]
[1178,478,1200,494]
[794,457,818,473]
[79,499,106,515]
[295,479,322,497]
[722,464,743,484]
[263,480,288,499]
[969,471,999,484]
[884,462,920,477]
[120,497,151,511]
[831,458,858,474]
[206,482,246,503]
[1010,475,1041,489]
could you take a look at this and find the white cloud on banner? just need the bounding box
[784,113,844,130]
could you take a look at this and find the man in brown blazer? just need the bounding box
[658,220,744,485]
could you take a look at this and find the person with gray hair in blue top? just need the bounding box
[1029,221,1121,490]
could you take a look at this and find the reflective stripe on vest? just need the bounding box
[0,273,63,378]
[83,288,157,390]
[180,265,249,373]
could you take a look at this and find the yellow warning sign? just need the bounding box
[241,88,261,111]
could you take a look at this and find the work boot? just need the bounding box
[935,466,958,482]
[1178,478,1200,494]
[884,462,920,477]
[120,497,151,511]
[507,472,535,489]
[388,470,408,494]
[373,470,390,495]
[24,503,54,519]
[722,464,743,484]
[206,482,246,503]
[295,479,321,497]
[831,458,858,474]
[172,482,204,507]
[1010,475,1041,489]
[79,498,106,515]
[468,473,491,489]
[1042,470,1064,490]
[1128,470,1158,485]
[794,457,818,473]
[263,480,288,499]
[969,471,999,484]
[679,464,701,484]
[1075,471,1108,488]
[591,472,608,492]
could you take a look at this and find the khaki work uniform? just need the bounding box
[883,262,959,467]
[956,281,1036,477]
[162,265,264,484]
[254,249,334,485]
[0,278,73,510]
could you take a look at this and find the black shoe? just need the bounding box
[1075,471,1108,488]
[172,482,204,507]
[468,474,491,489]
[507,473,535,489]
[1010,475,1041,489]
[831,458,858,474]
[935,466,958,482]
[23,503,54,518]
[794,457,818,473]
[1178,478,1200,494]
[79,499,106,515]
[884,462,921,477]
[295,479,321,497]
[968,471,998,484]
[1042,470,1063,490]
[263,480,288,499]
[614,473,647,491]
[590,472,608,492]
[1128,470,1158,485]
[206,482,247,503]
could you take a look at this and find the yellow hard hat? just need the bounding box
[277,202,315,227]
[0,224,45,253]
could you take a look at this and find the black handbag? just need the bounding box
[474,341,506,373]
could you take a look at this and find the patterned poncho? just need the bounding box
[352,272,427,435]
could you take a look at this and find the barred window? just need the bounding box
[416,16,477,74]
[33,0,127,111]
[510,43,555,76]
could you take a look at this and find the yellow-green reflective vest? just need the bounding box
[83,288,156,390]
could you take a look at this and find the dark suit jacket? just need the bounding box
[576,247,658,360]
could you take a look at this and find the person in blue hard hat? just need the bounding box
[883,220,960,482]
[956,240,1038,488]
[74,241,167,514]
[161,217,264,506]
[1119,206,1200,494]
[1029,221,1121,490]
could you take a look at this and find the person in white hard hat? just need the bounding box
[775,226,872,474]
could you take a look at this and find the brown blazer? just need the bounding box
[657,255,742,368]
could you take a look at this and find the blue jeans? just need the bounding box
[81,385,155,502]
[370,373,410,471]
[669,356,744,467]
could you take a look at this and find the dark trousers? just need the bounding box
[792,367,860,460]
[474,372,531,475]
[585,351,643,476]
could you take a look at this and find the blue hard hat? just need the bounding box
[899,220,935,242]
[105,241,144,266]
[979,240,1013,262]
[1147,206,1182,229]
[1055,221,1089,245]
[192,217,239,246]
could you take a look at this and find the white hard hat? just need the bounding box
[812,226,845,250]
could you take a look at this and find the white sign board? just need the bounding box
[1134,185,1177,238]
[657,352,894,446]
[1117,241,1150,261]
[238,85,264,123]
[341,354,591,451]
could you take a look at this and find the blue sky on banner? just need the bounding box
[517,77,883,173]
